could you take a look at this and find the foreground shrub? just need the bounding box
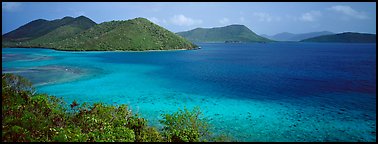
[2,73,224,142]
[160,107,211,142]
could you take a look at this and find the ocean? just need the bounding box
[2,42,376,142]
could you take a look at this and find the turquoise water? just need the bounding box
[2,42,376,142]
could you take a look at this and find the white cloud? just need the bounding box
[300,11,322,22]
[253,12,272,22]
[284,14,298,21]
[147,17,167,25]
[148,17,160,24]
[219,17,230,24]
[170,14,202,26]
[329,5,369,19]
[253,12,280,22]
[2,2,22,12]
[161,19,167,24]
[239,17,245,22]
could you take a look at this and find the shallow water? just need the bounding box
[2,42,376,142]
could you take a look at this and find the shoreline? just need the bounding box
[114,48,189,53]
[2,46,200,52]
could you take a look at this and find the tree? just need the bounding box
[160,107,211,142]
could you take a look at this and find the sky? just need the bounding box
[2,2,376,35]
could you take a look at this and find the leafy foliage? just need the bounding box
[2,16,96,42]
[176,24,273,43]
[2,17,197,51]
[52,17,197,51]
[2,73,224,142]
[160,107,211,142]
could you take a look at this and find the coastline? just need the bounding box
[2,46,200,52]
[115,48,189,52]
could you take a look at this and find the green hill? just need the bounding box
[28,16,98,46]
[176,24,273,43]
[2,17,197,51]
[52,17,197,51]
[300,32,376,43]
[2,16,97,48]
[3,16,96,42]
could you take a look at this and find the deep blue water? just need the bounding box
[2,42,376,142]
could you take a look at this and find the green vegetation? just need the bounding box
[2,17,197,51]
[160,107,211,142]
[3,16,96,42]
[176,24,273,43]
[52,18,197,51]
[2,73,228,142]
[300,32,376,43]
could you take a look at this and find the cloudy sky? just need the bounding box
[2,2,376,35]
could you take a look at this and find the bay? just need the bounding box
[2,42,376,142]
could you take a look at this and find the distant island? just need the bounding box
[261,31,334,41]
[225,40,242,43]
[176,24,273,43]
[2,16,197,51]
[3,16,375,51]
[300,32,376,43]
